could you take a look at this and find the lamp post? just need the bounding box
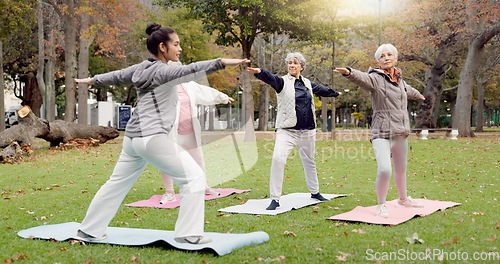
[344,89,349,129]
[237,90,243,130]
[378,0,382,46]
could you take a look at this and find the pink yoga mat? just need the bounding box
[327,199,461,225]
[125,188,251,209]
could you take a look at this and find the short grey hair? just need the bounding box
[285,52,306,69]
[374,44,398,61]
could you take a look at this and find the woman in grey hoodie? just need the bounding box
[334,44,425,218]
[74,22,249,244]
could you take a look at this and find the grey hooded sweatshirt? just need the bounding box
[93,58,224,138]
[344,67,422,141]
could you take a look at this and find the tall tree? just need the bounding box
[0,0,35,131]
[387,0,466,128]
[454,0,500,137]
[474,42,499,132]
[45,0,78,122]
[159,0,317,141]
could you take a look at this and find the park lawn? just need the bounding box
[0,135,498,263]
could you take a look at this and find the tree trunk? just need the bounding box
[475,76,486,132]
[63,0,78,122]
[208,105,214,131]
[77,13,93,125]
[42,120,119,147]
[454,25,500,137]
[22,72,43,117]
[416,66,445,128]
[0,40,5,131]
[96,87,108,101]
[0,106,49,148]
[485,106,492,128]
[331,97,336,140]
[199,105,205,131]
[37,0,46,119]
[45,12,57,121]
[241,42,255,141]
[257,83,269,131]
[321,97,327,132]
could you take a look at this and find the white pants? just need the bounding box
[270,129,319,201]
[161,132,207,193]
[372,138,408,204]
[79,134,205,238]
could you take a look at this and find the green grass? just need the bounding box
[1,136,499,263]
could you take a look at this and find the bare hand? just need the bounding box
[246,67,261,74]
[333,68,350,75]
[227,97,234,104]
[75,77,94,84]
[418,94,425,100]
[220,58,251,66]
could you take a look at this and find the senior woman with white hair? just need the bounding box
[247,52,341,210]
[334,43,425,218]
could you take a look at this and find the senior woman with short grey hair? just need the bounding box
[247,52,341,210]
[334,43,425,218]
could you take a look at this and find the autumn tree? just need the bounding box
[474,41,499,132]
[159,0,320,141]
[0,0,35,131]
[454,0,500,137]
[385,0,466,128]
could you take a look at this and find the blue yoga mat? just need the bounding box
[17,222,269,256]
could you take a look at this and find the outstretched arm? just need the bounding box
[334,67,378,92]
[75,77,94,84]
[246,67,284,93]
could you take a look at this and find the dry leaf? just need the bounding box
[315,248,323,251]
[352,229,366,234]
[406,233,424,244]
[131,255,140,263]
[84,258,92,264]
[488,235,497,242]
[284,231,297,237]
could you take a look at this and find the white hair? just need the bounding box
[374,44,398,61]
[285,52,306,69]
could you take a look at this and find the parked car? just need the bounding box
[5,110,19,128]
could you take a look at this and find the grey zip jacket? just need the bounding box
[345,67,422,141]
[93,58,224,138]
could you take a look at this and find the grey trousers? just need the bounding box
[270,129,319,201]
[79,134,205,238]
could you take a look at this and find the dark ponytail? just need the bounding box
[146,22,177,56]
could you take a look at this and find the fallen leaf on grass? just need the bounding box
[381,241,386,246]
[131,255,140,263]
[283,231,297,237]
[406,233,424,244]
[335,251,353,261]
[84,258,92,264]
[488,235,497,242]
[351,229,366,234]
[315,248,323,251]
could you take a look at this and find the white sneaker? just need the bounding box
[174,236,212,244]
[160,192,176,204]
[76,230,107,241]
[376,204,389,218]
[205,188,220,196]
[397,196,424,208]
